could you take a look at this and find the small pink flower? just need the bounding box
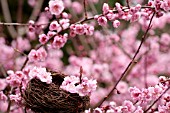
[49,21,61,32]
[39,34,49,44]
[51,34,67,49]
[47,31,57,37]
[113,20,120,28]
[134,106,143,113]
[49,0,64,16]
[28,66,52,84]
[97,16,107,26]
[103,3,109,14]
[122,100,136,112]
[9,93,22,103]
[130,12,141,22]
[75,24,85,35]
[60,76,79,93]
[85,25,94,36]
[6,70,25,87]
[28,47,47,62]
[59,19,70,30]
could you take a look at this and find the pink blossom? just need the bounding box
[160,33,170,45]
[113,20,120,28]
[59,19,70,30]
[129,87,142,100]
[76,77,97,96]
[51,34,68,49]
[106,12,117,21]
[60,76,79,93]
[28,66,52,84]
[48,0,64,16]
[49,21,61,32]
[134,106,144,113]
[6,70,25,87]
[103,3,109,14]
[75,24,85,35]
[93,108,103,113]
[122,100,136,112]
[28,47,47,62]
[62,12,69,19]
[60,75,97,96]
[39,34,49,44]
[47,31,57,37]
[130,12,141,22]
[97,16,107,26]
[9,94,22,103]
[116,81,128,93]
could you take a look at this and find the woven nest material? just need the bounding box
[22,72,90,113]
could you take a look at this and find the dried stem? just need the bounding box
[144,86,170,113]
[83,0,88,19]
[21,57,29,70]
[95,11,156,108]
[126,0,130,8]
[0,0,17,38]
[17,0,23,23]
[79,66,83,84]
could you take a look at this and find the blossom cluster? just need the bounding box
[1,0,170,113]
[70,24,94,37]
[28,47,47,62]
[85,76,170,113]
[60,75,97,96]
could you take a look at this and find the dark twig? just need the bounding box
[95,11,156,108]
[126,0,130,8]
[79,66,83,84]
[83,0,88,19]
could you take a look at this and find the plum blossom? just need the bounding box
[113,20,120,28]
[60,75,97,96]
[28,66,52,84]
[76,77,97,96]
[39,34,50,44]
[28,47,47,62]
[102,3,109,14]
[49,21,61,32]
[6,70,25,87]
[70,24,94,36]
[51,33,68,49]
[60,76,79,93]
[95,16,107,26]
[48,0,64,16]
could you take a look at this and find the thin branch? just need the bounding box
[0,0,17,38]
[17,0,23,23]
[126,0,130,8]
[144,86,170,113]
[83,0,88,19]
[21,57,29,70]
[95,11,156,108]
[79,66,83,84]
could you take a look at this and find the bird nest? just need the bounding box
[22,72,90,113]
